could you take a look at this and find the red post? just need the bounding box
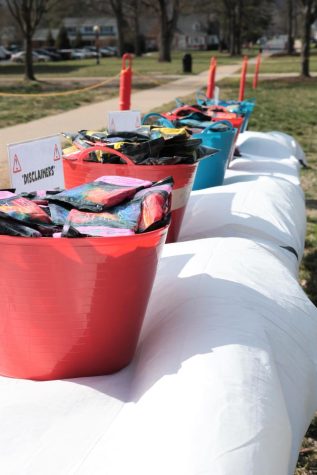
[238,56,248,102]
[206,57,217,99]
[252,52,261,89]
[119,53,133,110]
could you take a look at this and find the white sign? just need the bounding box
[108,110,141,133]
[7,134,65,193]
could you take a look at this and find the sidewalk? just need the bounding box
[0,62,242,188]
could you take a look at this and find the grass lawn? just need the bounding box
[0,76,163,128]
[0,49,258,128]
[156,76,317,475]
[248,49,317,74]
[0,49,256,79]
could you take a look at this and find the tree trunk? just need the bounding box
[25,35,35,81]
[301,1,312,77]
[117,19,125,56]
[287,0,294,54]
[134,0,142,56]
[229,10,236,56]
[159,1,171,62]
[236,0,243,55]
[110,1,125,57]
[158,0,179,62]
[159,13,172,62]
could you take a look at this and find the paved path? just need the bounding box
[230,72,317,78]
[0,61,247,188]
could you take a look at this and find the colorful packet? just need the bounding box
[47,203,70,226]
[50,177,151,212]
[0,219,42,237]
[0,196,52,225]
[0,191,15,199]
[62,224,134,238]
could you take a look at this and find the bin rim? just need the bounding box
[0,224,169,247]
[64,144,198,172]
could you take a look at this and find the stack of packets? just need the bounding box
[62,126,217,164]
[0,176,172,238]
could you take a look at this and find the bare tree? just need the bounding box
[131,0,142,56]
[158,0,180,62]
[6,0,55,80]
[300,0,317,76]
[287,0,295,54]
[124,0,142,56]
[221,0,243,55]
[109,0,125,56]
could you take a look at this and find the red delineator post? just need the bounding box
[119,53,133,110]
[239,56,248,102]
[252,52,261,89]
[206,57,217,99]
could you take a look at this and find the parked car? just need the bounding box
[35,48,62,61]
[0,46,11,60]
[82,46,98,58]
[106,46,117,56]
[11,51,50,63]
[100,47,115,57]
[71,49,89,60]
[57,49,73,60]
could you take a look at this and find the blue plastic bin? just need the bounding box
[192,121,236,190]
[142,113,175,128]
[142,114,235,191]
[195,91,255,133]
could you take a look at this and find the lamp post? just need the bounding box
[93,25,100,65]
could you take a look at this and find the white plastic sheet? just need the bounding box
[180,176,306,261]
[231,131,304,186]
[236,131,307,165]
[226,155,301,186]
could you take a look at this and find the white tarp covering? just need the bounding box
[236,130,307,166]
[180,176,306,261]
[0,131,316,475]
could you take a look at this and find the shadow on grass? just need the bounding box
[302,203,317,307]
[302,248,317,306]
[306,199,317,210]
[0,63,83,75]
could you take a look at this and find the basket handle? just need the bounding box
[175,97,184,107]
[196,89,209,106]
[172,105,200,117]
[77,145,136,166]
[201,120,234,134]
[142,113,175,128]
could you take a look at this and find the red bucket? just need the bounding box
[0,226,167,381]
[63,146,198,243]
[211,113,244,143]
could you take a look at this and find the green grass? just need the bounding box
[248,49,317,74]
[0,76,161,128]
[0,49,257,129]
[0,49,256,79]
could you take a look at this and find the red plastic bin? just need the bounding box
[63,146,198,243]
[211,113,244,143]
[0,226,168,381]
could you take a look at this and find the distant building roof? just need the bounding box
[33,28,59,41]
[63,17,117,40]
[64,17,117,29]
